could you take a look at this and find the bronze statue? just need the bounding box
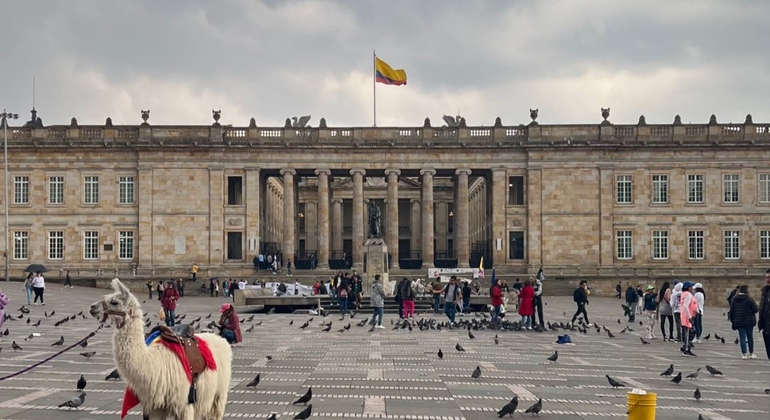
[368,201,382,238]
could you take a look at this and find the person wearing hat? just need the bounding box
[692,283,705,343]
[642,285,658,340]
[218,303,242,345]
[679,281,698,356]
[160,280,179,327]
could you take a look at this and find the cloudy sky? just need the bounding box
[1,0,768,128]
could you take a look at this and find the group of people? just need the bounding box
[23,272,47,306]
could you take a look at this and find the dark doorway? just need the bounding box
[227,232,243,260]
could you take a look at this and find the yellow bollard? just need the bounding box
[627,391,656,420]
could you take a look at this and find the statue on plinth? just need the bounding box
[368,201,382,238]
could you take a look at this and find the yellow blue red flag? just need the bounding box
[375,57,407,86]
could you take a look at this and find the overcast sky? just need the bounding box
[1,0,768,128]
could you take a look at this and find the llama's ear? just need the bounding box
[111,278,131,296]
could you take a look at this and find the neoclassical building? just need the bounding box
[2,109,769,278]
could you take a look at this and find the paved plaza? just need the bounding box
[0,283,768,420]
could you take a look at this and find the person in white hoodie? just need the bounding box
[693,283,705,343]
[31,272,46,305]
[669,282,683,342]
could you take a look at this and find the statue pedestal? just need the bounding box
[363,238,390,295]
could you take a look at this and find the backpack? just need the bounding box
[643,293,657,311]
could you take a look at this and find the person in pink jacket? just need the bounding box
[679,281,698,356]
[0,287,9,331]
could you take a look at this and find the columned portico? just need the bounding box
[280,168,296,262]
[350,168,366,268]
[420,167,436,268]
[315,168,331,269]
[455,168,471,267]
[385,169,400,262]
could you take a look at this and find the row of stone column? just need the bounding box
[278,167,473,269]
[264,179,284,247]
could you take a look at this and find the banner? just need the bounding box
[428,268,481,279]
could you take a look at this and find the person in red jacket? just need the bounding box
[490,278,504,324]
[518,279,535,330]
[218,303,243,346]
[160,280,179,327]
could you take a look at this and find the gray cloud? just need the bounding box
[1,0,769,128]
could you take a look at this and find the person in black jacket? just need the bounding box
[758,269,770,360]
[729,285,758,359]
[570,280,592,327]
[625,284,638,322]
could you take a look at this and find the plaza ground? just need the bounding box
[0,282,768,420]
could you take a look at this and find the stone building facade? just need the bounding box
[1,111,769,280]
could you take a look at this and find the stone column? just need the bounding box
[410,199,421,257]
[420,168,436,268]
[280,168,296,262]
[315,168,331,269]
[490,168,506,264]
[246,167,261,257]
[455,168,471,267]
[331,198,343,256]
[385,169,400,262]
[350,168,366,268]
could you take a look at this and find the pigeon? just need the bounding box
[437,349,443,359]
[293,404,312,420]
[58,392,86,408]
[660,364,674,376]
[705,365,723,376]
[266,355,273,362]
[80,351,96,358]
[50,310,55,316]
[547,351,558,362]
[289,320,294,325]
[702,333,710,340]
[734,338,739,345]
[671,372,682,384]
[524,398,542,415]
[105,369,120,381]
[468,331,475,339]
[246,373,261,388]
[52,336,65,346]
[293,387,312,405]
[698,415,704,420]
[19,306,30,314]
[77,375,87,391]
[686,368,701,379]
[694,387,701,401]
[640,337,650,345]
[2,328,7,336]
[26,318,31,324]
[471,366,482,380]
[455,343,465,352]
[267,414,277,420]
[720,337,725,344]
[607,331,615,338]
[322,324,332,332]
[606,375,624,388]
[494,334,499,345]
[714,333,723,340]
[26,333,33,340]
[205,313,211,319]
[497,396,519,417]
[11,341,22,351]
[80,338,89,348]
[245,325,255,333]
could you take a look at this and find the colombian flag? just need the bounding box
[375,57,407,86]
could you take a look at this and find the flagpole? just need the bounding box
[373,50,377,127]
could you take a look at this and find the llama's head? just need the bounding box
[89,278,141,327]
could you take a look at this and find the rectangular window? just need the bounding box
[616,230,633,259]
[14,176,29,204]
[652,175,668,204]
[83,231,99,260]
[616,175,632,204]
[760,174,770,203]
[508,176,525,205]
[119,176,135,204]
[652,230,669,260]
[13,231,29,260]
[723,174,740,203]
[761,230,770,260]
[687,174,703,204]
[688,231,704,260]
[119,231,134,260]
[48,231,64,260]
[227,176,243,205]
[508,231,525,260]
[48,176,65,204]
[723,230,740,260]
[84,176,100,204]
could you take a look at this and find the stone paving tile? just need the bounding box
[0,283,768,420]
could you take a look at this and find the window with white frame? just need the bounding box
[83,231,99,260]
[84,176,100,204]
[616,230,633,259]
[48,176,64,204]
[687,174,703,203]
[760,230,770,259]
[723,230,740,260]
[616,175,633,204]
[652,175,669,204]
[48,231,64,260]
[119,176,135,205]
[13,231,29,260]
[760,174,770,204]
[723,174,740,203]
[688,231,704,260]
[13,176,29,204]
[652,230,669,259]
[119,231,134,260]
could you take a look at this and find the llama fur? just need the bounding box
[90,278,232,420]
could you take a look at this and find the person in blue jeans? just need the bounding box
[729,284,758,359]
[369,275,386,328]
[443,276,462,325]
[338,284,349,315]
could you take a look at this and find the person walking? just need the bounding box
[729,285,758,359]
[758,269,770,393]
[370,274,386,329]
[679,282,697,356]
[0,286,9,331]
[533,271,545,327]
[670,282,683,342]
[443,276,462,326]
[191,263,198,282]
[624,283,638,322]
[490,278,504,324]
[570,280,593,327]
[146,280,153,300]
[31,272,46,305]
[63,270,72,288]
[156,281,164,301]
[615,282,622,299]
[431,280,443,314]
[338,279,350,316]
[693,283,705,343]
[160,280,179,327]
[642,285,657,339]
[657,281,674,341]
[395,277,407,319]
[218,303,243,346]
[518,279,534,330]
[400,278,416,319]
[24,272,34,305]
